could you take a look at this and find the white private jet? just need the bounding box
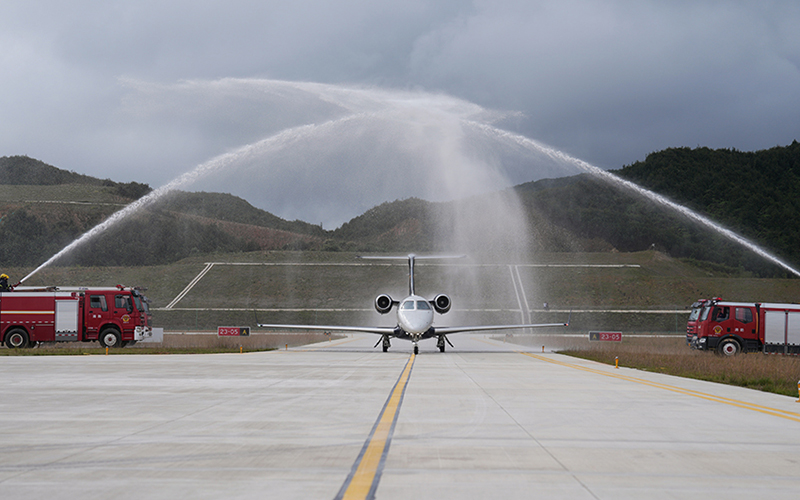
[257,254,568,354]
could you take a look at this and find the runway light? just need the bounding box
[615,356,619,369]
[240,345,243,354]
[542,345,545,353]
[285,343,288,351]
[105,347,108,356]
[797,380,799,402]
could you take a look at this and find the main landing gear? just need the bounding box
[375,335,392,352]
[437,334,454,353]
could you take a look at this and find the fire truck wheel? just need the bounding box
[5,329,29,349]
[717,338,740,356]
[99,329,121,348]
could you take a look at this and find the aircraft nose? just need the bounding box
[401,311,433,334]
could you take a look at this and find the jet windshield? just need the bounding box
[401,300,432,310]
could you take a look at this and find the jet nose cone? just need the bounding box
[400,310,433,334]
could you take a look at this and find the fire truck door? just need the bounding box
[732,306,754,335]
[55,300,79,341]
[86,294,110,337]
[115,294,134,333]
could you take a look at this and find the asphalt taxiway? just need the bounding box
[2,334,800,499]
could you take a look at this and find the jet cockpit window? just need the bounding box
[416,301,431,310]
[401,301,415,310]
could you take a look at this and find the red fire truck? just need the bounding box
[688,298,800,356]
[1,285,151,349]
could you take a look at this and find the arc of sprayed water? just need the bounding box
[466,121,800,278]
[19,113,367,284]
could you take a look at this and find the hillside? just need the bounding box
[328,142,800,276]
[0,156,331,266]
[615,142,800,267]
[0,155,151,198]
[2,142,800,277]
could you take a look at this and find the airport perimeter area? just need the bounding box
[2,334,799,500]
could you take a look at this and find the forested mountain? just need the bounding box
[508,141,800,276]
[615,142,800,266]
[1,142,799,277]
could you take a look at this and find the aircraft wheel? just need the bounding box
[413,345,419,355]
[382,344,388,352]
[439,344,445,352]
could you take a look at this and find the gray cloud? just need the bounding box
[2,1,799,225]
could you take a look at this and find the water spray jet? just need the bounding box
[19,114,367,284]
[466,121,800,278]
[21,78,795,287]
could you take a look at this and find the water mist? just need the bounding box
[21,78,799,292]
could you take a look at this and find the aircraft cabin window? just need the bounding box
[402,301,415,310]
[416,301,431,310]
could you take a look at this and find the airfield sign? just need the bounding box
[589,331,622,342]
[218,326,250,337]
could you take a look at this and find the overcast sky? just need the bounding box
[2,1,799,227]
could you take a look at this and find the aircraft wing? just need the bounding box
[257,323,397,335]
[434,322,568,335]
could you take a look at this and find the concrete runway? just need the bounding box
[2,334,800,499]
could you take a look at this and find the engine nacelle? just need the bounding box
[375,294,394,314]
[432,293,452,314]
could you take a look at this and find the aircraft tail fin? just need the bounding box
[358,254,465,295]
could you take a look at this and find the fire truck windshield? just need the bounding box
[133,295,148,312]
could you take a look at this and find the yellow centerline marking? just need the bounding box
[336,353,415,500]
[519,351,800,423]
